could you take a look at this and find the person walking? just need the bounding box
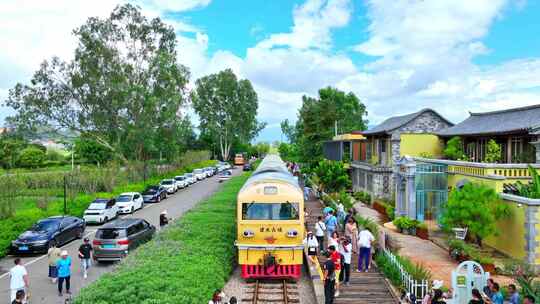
[11,290,25,304]
[78,238,93,279]
[489,283,503,304]
[325,210,338,241]
[357,227,375,272]
[303,231,319,263]
[315,216,326,253]
[47,244,61,283]
[508,284,520,304]
[344,218,358,253]
[329,231,340,250]
[323,252,336,304]
[57,250,72,296]
[9,258,28,303]
[328,245,342,298]
[339,238,352,286]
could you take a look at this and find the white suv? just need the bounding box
[193,169,206,181]
[160,179,177,194]
[174,175,188,189]
[83,198,119,224]
[116,192,144,214]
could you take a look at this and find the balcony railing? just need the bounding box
[413,157,540,179]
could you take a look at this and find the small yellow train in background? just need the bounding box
[236,155,304,279]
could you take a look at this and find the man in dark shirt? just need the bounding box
[323,253,336,304]
[78,238,93,279]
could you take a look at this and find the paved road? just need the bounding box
[0,168,241,303]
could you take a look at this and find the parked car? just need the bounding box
[160,179,177,194]
[213,165,221,174]
[185,173,196,184]
[218,170,233,183]
[83,198,119,224]
[116,192,144,214]
[174,175,188,189]
[93,218,156,262]
[204,167,214,177]
[11,216,85,254]
[243,163,252,171]
[142,185,167,203]
[193,169,206,181]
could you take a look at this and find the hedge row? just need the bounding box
[74,172,248,304]
[0,159,216,258]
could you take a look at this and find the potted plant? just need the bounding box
[416,222,429,240]
[448,239,468,262]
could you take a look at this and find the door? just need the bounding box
[59,218,73,244]
[134,194,143,209]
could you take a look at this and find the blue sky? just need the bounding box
[1,0,540,142]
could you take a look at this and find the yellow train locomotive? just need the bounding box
[236,155,304,279]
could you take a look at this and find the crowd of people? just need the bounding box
[304,205,375,304]
[8,238,94,303]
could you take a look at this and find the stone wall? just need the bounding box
[352,164,393,199]
[390,111,453,163]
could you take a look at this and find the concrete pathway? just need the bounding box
[354,202,513,287]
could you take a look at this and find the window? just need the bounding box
[106,200,116,208]
[242,202,299,220]
[96,229,126,239]
[134,194,140,199]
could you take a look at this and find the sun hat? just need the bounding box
[61,250,68,256]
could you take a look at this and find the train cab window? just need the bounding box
[242,202,299,220]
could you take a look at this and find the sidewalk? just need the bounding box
[354,202,512,287]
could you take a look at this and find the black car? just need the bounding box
[243,163,252,171]
[142,185,167,203]
[11,216,86,254]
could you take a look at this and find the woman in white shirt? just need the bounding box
[303,231,319,263]
[328,231,340,250]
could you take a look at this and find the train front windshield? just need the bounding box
[242,202,299,220]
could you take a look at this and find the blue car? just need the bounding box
[11,216,86,254]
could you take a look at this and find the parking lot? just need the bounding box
[0,167,239,304]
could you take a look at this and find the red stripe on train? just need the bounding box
[240,264,301,279]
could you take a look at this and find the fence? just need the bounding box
[383,248,429,303]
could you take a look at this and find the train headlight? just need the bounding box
[243,229,255,238]
[287,229,298,238]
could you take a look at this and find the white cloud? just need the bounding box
[257,0,352,50]
[141,0,211,12]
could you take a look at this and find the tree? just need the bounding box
[74,135,113,165]
[6,4,189,162]
[0,138,26,169]
[278,142,299,162]
[443,136,466,160]
[440,183,510,246]
[282,87,368,167]
[191,69,265,161]
[17,147,46,168]
[312,160,351,193]
[484,139,502,163]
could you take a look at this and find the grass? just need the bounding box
[0,159,216,258]
[74,172,249,304]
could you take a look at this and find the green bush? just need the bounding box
[393,217,418,231]
[443,136,467,160]
[17,147,46,168]
[484,139,502,163]
[312,160,351,193]
[353,191,371,203]
[515,165,540,199]
[75,172,249,304]
[375,252,402,287]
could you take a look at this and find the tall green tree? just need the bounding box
[5,4,189,162]
[282,87,368,166]
[191,69,266,161]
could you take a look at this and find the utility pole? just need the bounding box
[335,120,338,137]
[63,175,67,215]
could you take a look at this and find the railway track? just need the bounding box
[243,280,300,304]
